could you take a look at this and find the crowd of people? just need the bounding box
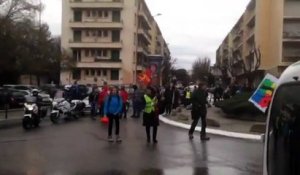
[61,79,254,144]
[62,81,215,143]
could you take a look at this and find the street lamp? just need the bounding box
[152,13,162,17]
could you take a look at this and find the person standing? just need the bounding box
[185,88,192,107]
[103,86,123,142]
[188,82,210,141]
[71,81,80,100]
[89,86,99,119]
[142,86,159,143]
[119,86,129,119]
[164,86,172,116]
[131,85,144,118]
[98,82,109,118]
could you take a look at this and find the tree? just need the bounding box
[192,57,212,83]
[162,57,176,85]
[242,46,261,89]
[174,68,190,86]
[0,0,41,84]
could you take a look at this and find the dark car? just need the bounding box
[40,84,57,98]
[0,88,11,110]
[10,90,26,107]
[0,88,26,109]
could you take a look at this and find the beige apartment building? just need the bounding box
[216,0,300,86]
[60,0,170,86]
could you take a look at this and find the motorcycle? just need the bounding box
[22,102,40,130]
[50,98,85,124]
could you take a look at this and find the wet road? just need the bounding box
[0,116,263,175]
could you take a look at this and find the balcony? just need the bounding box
[137,46,150,56]
[76,61,122,68]
[138,11,151,30]
[69,40,122,48]
[283,31,300,42]
[138,29,151,44]
[246,15,255,28]
[69,0,123,9]
[70,21,123,29]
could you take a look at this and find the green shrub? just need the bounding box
[215,92,262,115]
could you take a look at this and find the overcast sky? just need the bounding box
[41,0,250,70]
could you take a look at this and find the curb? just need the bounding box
[159,115,264,142]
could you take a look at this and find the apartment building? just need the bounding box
[60,0,170,86]
[216,0,300,86]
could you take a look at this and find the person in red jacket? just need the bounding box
[98,82,110,117]
[119,86,129,119]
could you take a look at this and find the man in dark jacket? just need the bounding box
[188,82,210,141]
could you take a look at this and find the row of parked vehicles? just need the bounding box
[0,84,55,110]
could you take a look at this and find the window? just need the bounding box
[267,84,300,175]
[92,30,97,36]
[111,50,120,60]
[91,49,96,57]
[74,10,82,22]
[85,69,89,76]
[112,11,121,22]
[73,50,81,62]
[72,69,81,79]
[86,30,89,37]
[103,49,107,57]
[73,30,82,42]
[112,30,120,42]
[98,30,102,37]
[91,69,95,76]
[85,49,89,57]
[97,70,101,76]
[111,69,119,80]
[97,49,102,57]
[103,30,108,37]
[103,69,107,76]
[98,10,102,17]
[92,10,97,17]
[86,10,91,17]
[104,11,108,18]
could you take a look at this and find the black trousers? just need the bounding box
[122,103,127,118]
[146,126,157,141]
[189,109,207,137]
[165,103,172,114]
[108,114,120,136]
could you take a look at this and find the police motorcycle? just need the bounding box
[22,89,48,130]
[50,86,85,124]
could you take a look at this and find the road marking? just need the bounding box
[159,115,264,141]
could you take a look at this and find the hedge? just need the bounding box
[214,92,262,115]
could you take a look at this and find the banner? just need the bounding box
[249,73,279,113]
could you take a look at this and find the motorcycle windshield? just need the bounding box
[25,96,37,103]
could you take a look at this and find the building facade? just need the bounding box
[216,0,300,87]
[61,0,170,86]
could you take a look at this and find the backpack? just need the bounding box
[107,94,120,108]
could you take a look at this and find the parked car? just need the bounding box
[39,84,57,98]
[0,88,11,109]
[0,88,26,109]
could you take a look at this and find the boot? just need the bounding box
[201,135,210,141]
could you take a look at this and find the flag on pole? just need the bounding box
[249,73,279,113]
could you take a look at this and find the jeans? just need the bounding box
[165,103,172,115]
[108,114,120,136]
[189,109,207,137]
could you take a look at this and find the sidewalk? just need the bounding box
[160,106,266,140]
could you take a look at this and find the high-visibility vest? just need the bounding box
[144,95,155,114]
[186,91,191,99]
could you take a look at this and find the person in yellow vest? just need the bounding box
[185,87,191,107]
[142,86,159,144]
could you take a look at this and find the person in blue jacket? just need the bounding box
[104,86,123,142]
